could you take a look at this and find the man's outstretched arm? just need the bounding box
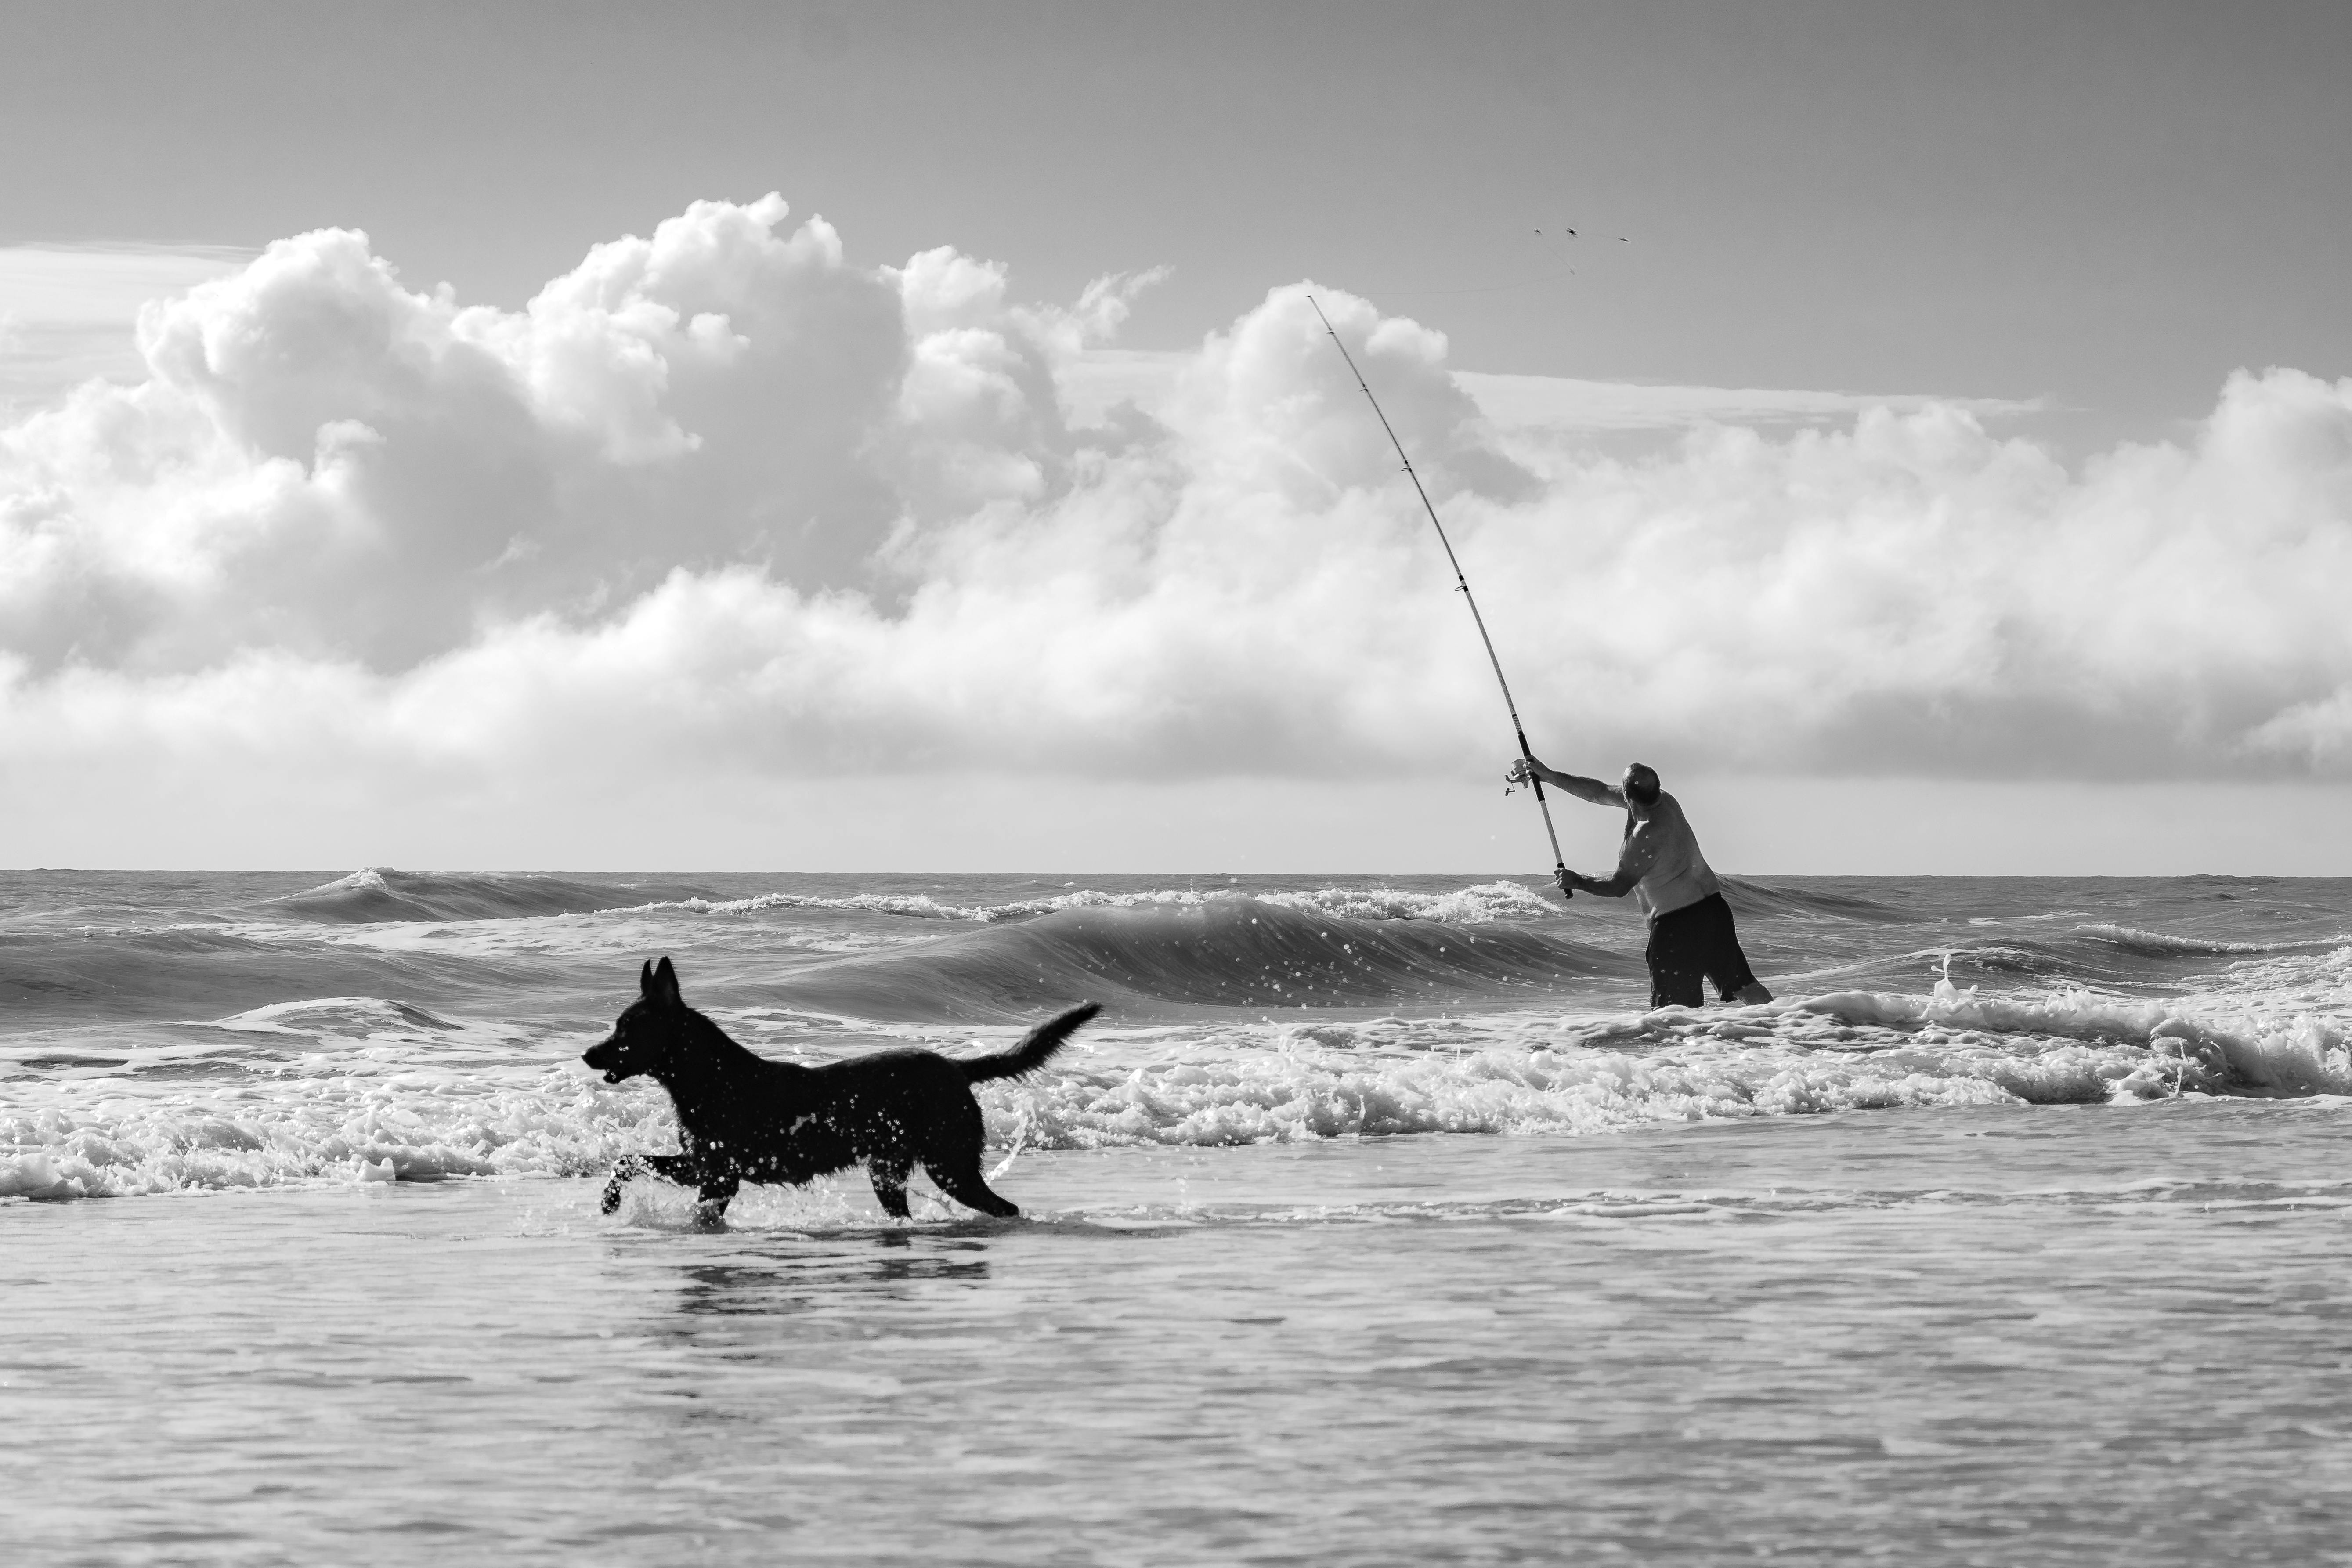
[1559,829,1657,900]
[1505,755,1624,807]
[1560,865,1638,898]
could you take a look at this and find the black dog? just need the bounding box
[585,957,1096,1225]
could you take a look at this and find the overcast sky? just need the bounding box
[3,1,2348,873]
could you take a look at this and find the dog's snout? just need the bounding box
[583,1034,627,1083]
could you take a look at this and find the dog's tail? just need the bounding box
[962,1002,1100,1084]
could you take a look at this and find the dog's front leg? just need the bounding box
[599,1154,647,1215]
[643,1152,699,1185]
[602,1152,700,1214]
[692,1172,740,1229]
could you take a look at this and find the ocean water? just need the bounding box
[6,869,2352,1563]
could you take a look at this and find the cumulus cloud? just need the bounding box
[2,192,2348,815]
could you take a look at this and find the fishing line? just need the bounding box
[1307,295,1569,890]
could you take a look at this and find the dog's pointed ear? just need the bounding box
[650,955,682,1009]
[639,959,657,998]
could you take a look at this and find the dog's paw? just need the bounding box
[600,1180,625,1216]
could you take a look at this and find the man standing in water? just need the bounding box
[1506,757,1773,1009]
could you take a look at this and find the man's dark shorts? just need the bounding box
[1645,892,1759,1008]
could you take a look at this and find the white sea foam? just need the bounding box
[626,880,1558,927]
[13,969,2348,1199]
[0,1062,652,1199]
[295,868,393,897]
[2072,922,2274,956]
[0,1030,2142,1199]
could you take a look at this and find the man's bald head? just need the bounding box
[1622,763,1661,806]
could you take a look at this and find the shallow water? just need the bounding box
[6,870,2352,1561]
[7,1106,2352,1564]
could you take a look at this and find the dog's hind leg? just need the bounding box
[921,1153,1021,1219]
[869,1154,914,1220]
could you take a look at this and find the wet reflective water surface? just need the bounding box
[8,1098,2351,1565]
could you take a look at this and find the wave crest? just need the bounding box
[265,867,696,925]
[762,896,1633,1020]
[2071,923,2275,957]
[629,880,1561,928]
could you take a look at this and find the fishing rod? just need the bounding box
[1307,294,1569,892]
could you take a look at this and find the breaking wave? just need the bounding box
[628,879,1561,928]
[755,896,1637,1021]
[264,867,705,925]
[7,968,2348,1199]
[2070,923,2279,957]
[9,870,2352,1200]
